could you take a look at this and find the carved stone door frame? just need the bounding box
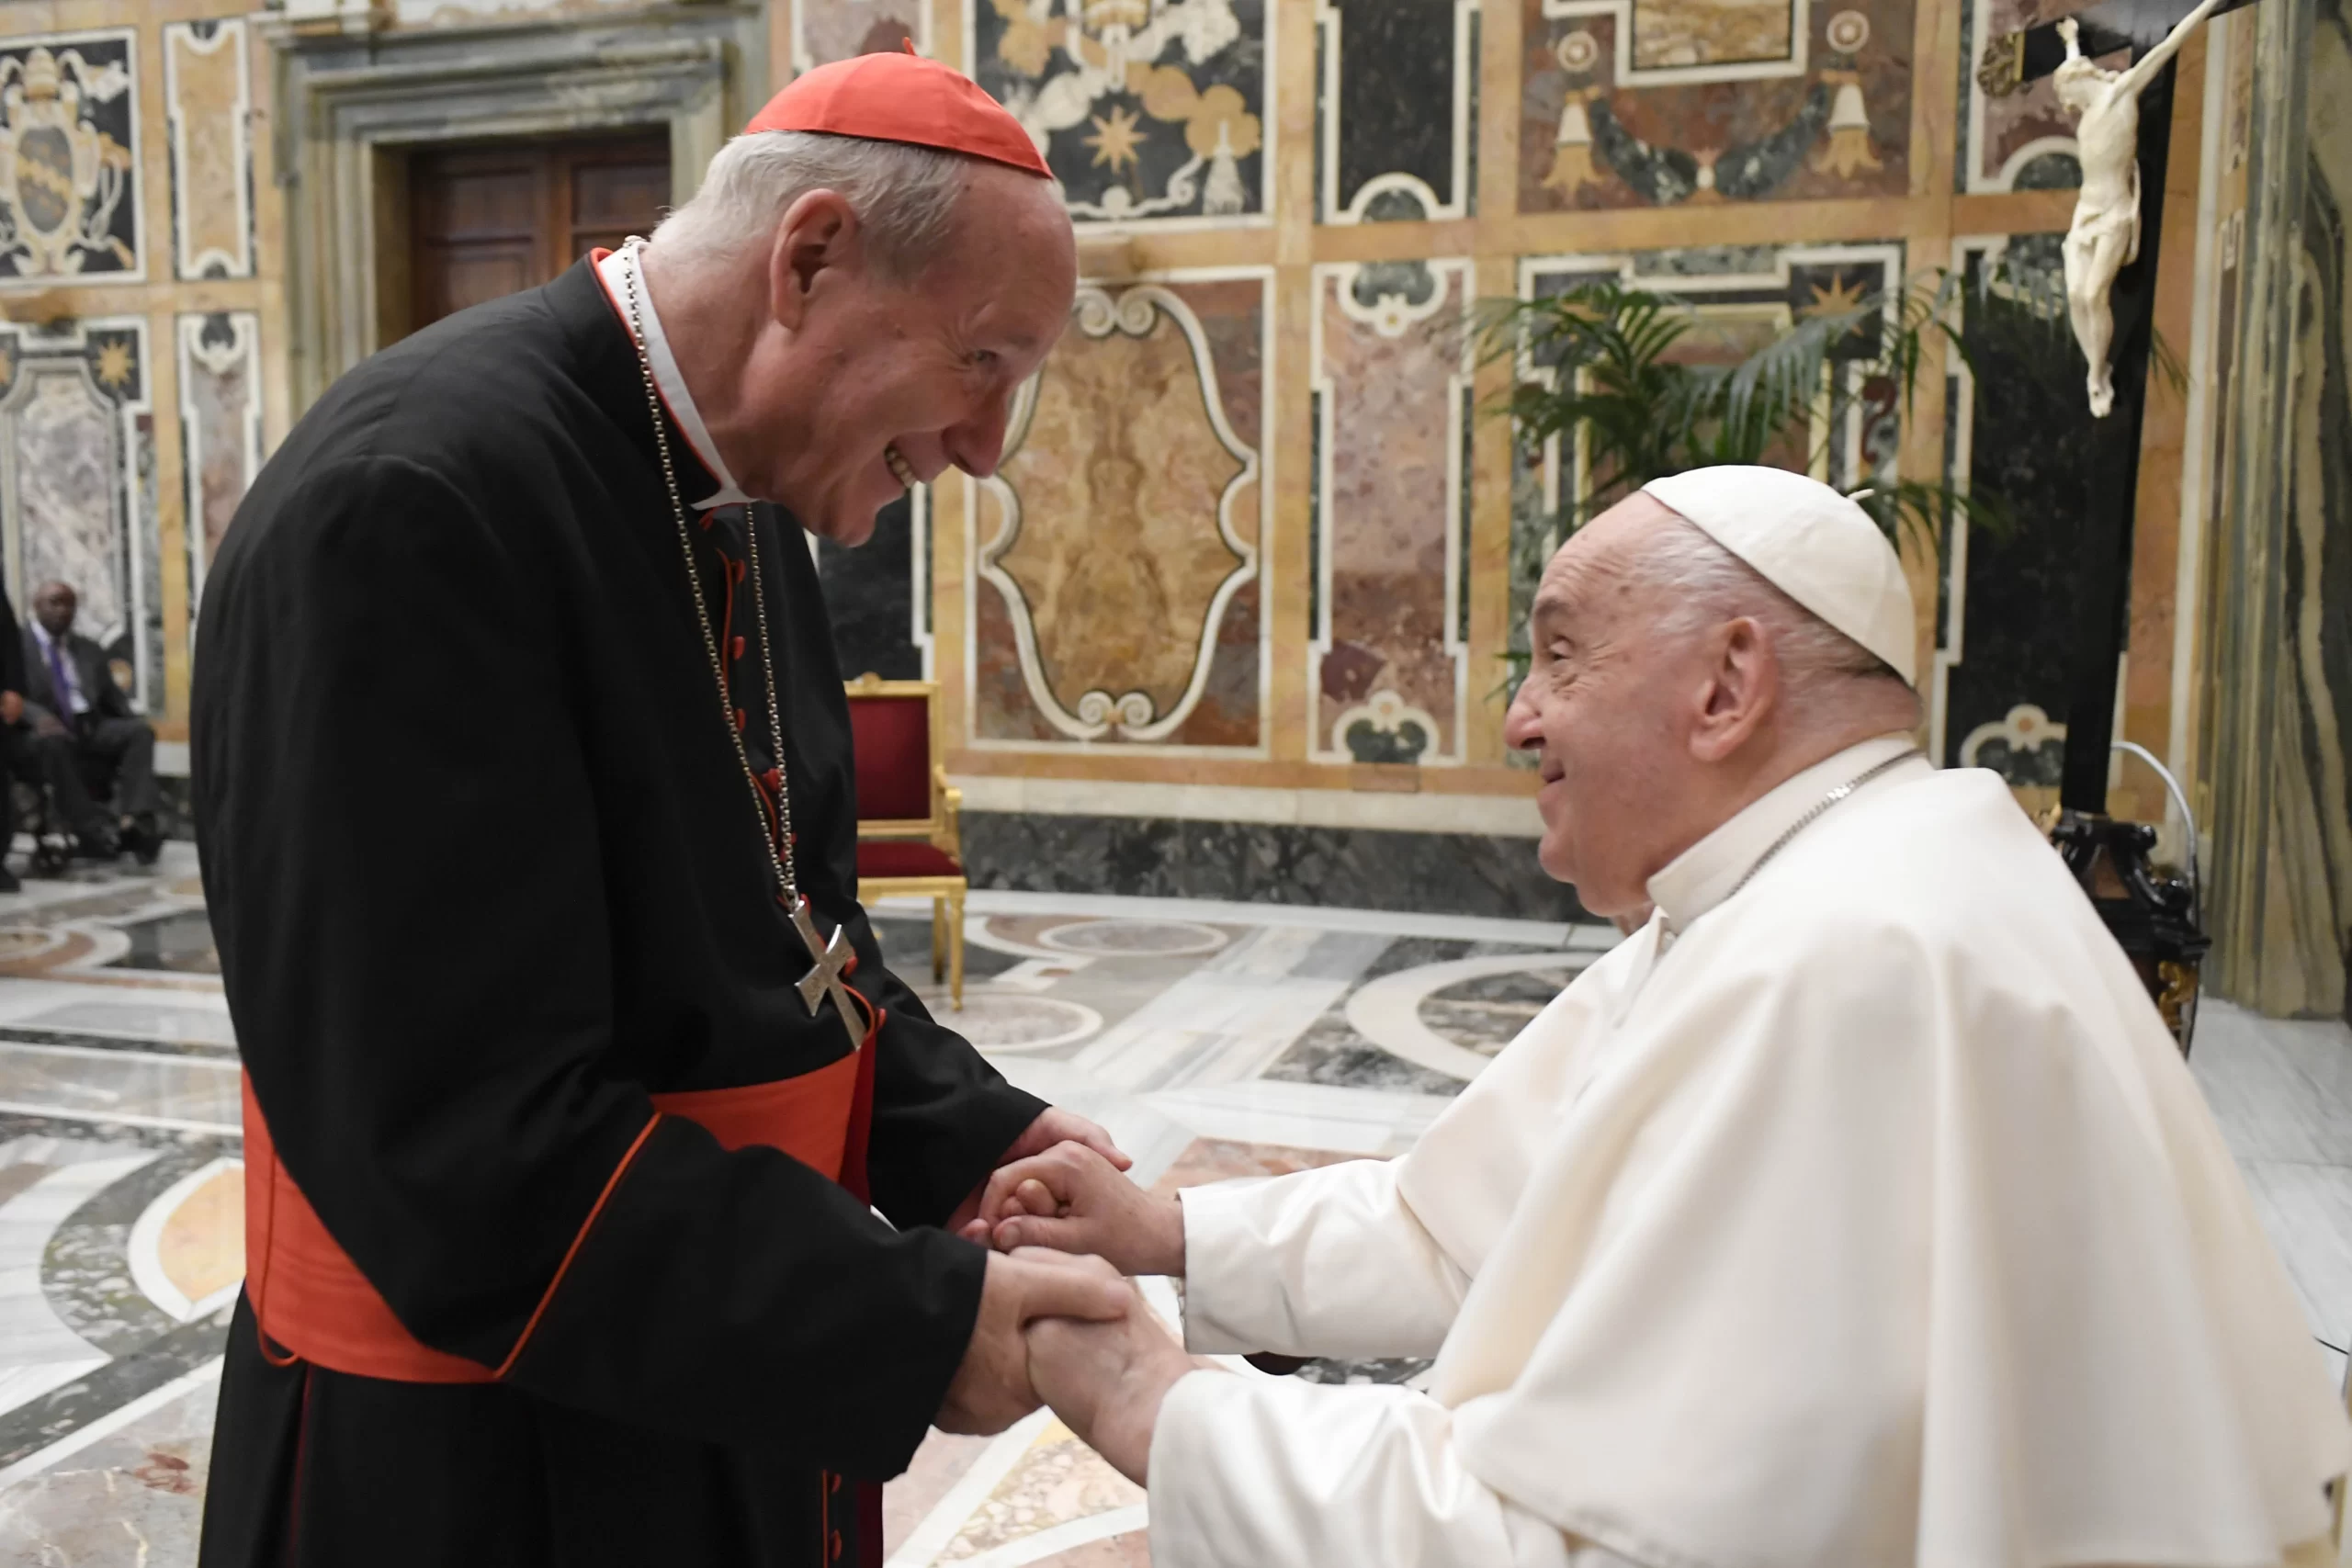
[265,5,760,414]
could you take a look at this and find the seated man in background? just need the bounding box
[21,581,160,863]
[978,466,2351,1568]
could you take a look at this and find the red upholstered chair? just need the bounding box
[844,673,967,1009]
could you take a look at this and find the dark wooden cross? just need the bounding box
[1976,0,2252,811]
[1975,0,2248,1046]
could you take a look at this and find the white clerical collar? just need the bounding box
[1645,732,1930,935]
[594,243,751,511]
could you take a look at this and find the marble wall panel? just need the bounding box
[797,0,929,69]
[971,273,1267,750]
[970,0,1270,225]
[1509,243,1905,650]
[0,30,141,285]
[175,311,262,615]
[164,21,253,283]
[961,810,1587,919]
[1313,259,1474,764]
[820,490,930,681]
[389,0,645,26]
[0,318,158,710]
[1521,0,1912,210]
[1932,234,2106,777]
[1957,0,2107,191]
[1319,0,1477,222]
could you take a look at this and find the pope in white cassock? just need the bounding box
[968,467,2352,1568]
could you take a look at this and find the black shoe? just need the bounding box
[122,818,161,866]
[0,865,23,894]
[72,826,118,861]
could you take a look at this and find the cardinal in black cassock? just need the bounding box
[192,51,1128,1568]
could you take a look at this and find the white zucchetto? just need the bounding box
[1643,465,1917,686]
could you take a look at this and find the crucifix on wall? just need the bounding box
[1975,0,2253,1045]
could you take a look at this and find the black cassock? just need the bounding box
[191,258,1043,1568]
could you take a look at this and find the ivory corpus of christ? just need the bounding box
[2053,0,2225,416]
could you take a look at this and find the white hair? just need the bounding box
[1632,514,1917,716]
[650,130,974,282]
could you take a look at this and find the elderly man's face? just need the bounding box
[1502,496,1708,915]
[747,163,1077,544]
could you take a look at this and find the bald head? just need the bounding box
[1503,492,1921,914]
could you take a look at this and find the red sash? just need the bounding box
[242,1007,879,1386]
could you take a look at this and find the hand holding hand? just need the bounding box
[946,1105,1132,1237]
[935,1248,1131,1436]
[971,1139,1186,1278]
[1021,1254,1202,1485]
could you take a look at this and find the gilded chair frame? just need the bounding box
[845,673,967,1009]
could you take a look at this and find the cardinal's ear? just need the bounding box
[767,189,860,331]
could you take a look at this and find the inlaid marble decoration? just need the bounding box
[176,312,263,616]
[1958,0,2099,191]
[967,0,1271,226]
[1311,259,1474,765]
[1318,0,1478,222]
[1520,0,1912,209]
[0,317,160,711]
[163,21,253,282]
[796,0,928,70]
[1931,233,2104,771]
[819,489,931,680]
[0,31,141,285]
[1509,243,1903,649]
[969,271,1269,751]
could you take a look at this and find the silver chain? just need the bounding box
[1721,746,1926,904]
[618,240,800,900]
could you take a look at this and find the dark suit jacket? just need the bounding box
[20,628,128,723]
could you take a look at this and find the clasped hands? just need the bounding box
[937,1125,1200,1484]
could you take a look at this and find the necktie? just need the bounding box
[46,638,70,719]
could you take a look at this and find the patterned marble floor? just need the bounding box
[0,845,2335,1566]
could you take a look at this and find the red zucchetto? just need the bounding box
[743,45,1051,179]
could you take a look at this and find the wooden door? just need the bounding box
[406,131,670,333]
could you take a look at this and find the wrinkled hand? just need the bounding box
[936,1248,1132,1437]
[1022,1254,1204,1485]
[970,1139,1185,1278]
[948,1106,1131,1239]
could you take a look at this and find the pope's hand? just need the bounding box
[935,1248,1132,1437]
[1020,1252,1204,1485]
[973,1139,1186,1277]
[946,1105,1132,1238]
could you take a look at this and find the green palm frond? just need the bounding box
[1476,269,1991,554]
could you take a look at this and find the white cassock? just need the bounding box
[1148,734,2352,1568]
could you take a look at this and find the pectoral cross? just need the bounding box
[787,897,866,1053]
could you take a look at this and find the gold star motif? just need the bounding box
[93,339,133,389]
[1085,106,1147,174]
[1802,274,1868,318]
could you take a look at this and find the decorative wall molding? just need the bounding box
[0,316,159,711]
[967,0,1272,230]
[974,279,1263,747]
[267,10,754,412]
[1310,258,1474,765]
[176,311,264,625]
[1317,0,1478,224]
[164,19,254,282]
[0,29,142,287]
[1542,0,1811,85]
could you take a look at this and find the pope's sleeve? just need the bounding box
[1180,1158,1467,1358]
[1147,1371,1632,1568]
[198,456,981,1480]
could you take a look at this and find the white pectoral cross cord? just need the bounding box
[788,897,866,1053]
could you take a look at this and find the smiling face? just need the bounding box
[735,163,1076,545]
[1501,496,1723,914]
